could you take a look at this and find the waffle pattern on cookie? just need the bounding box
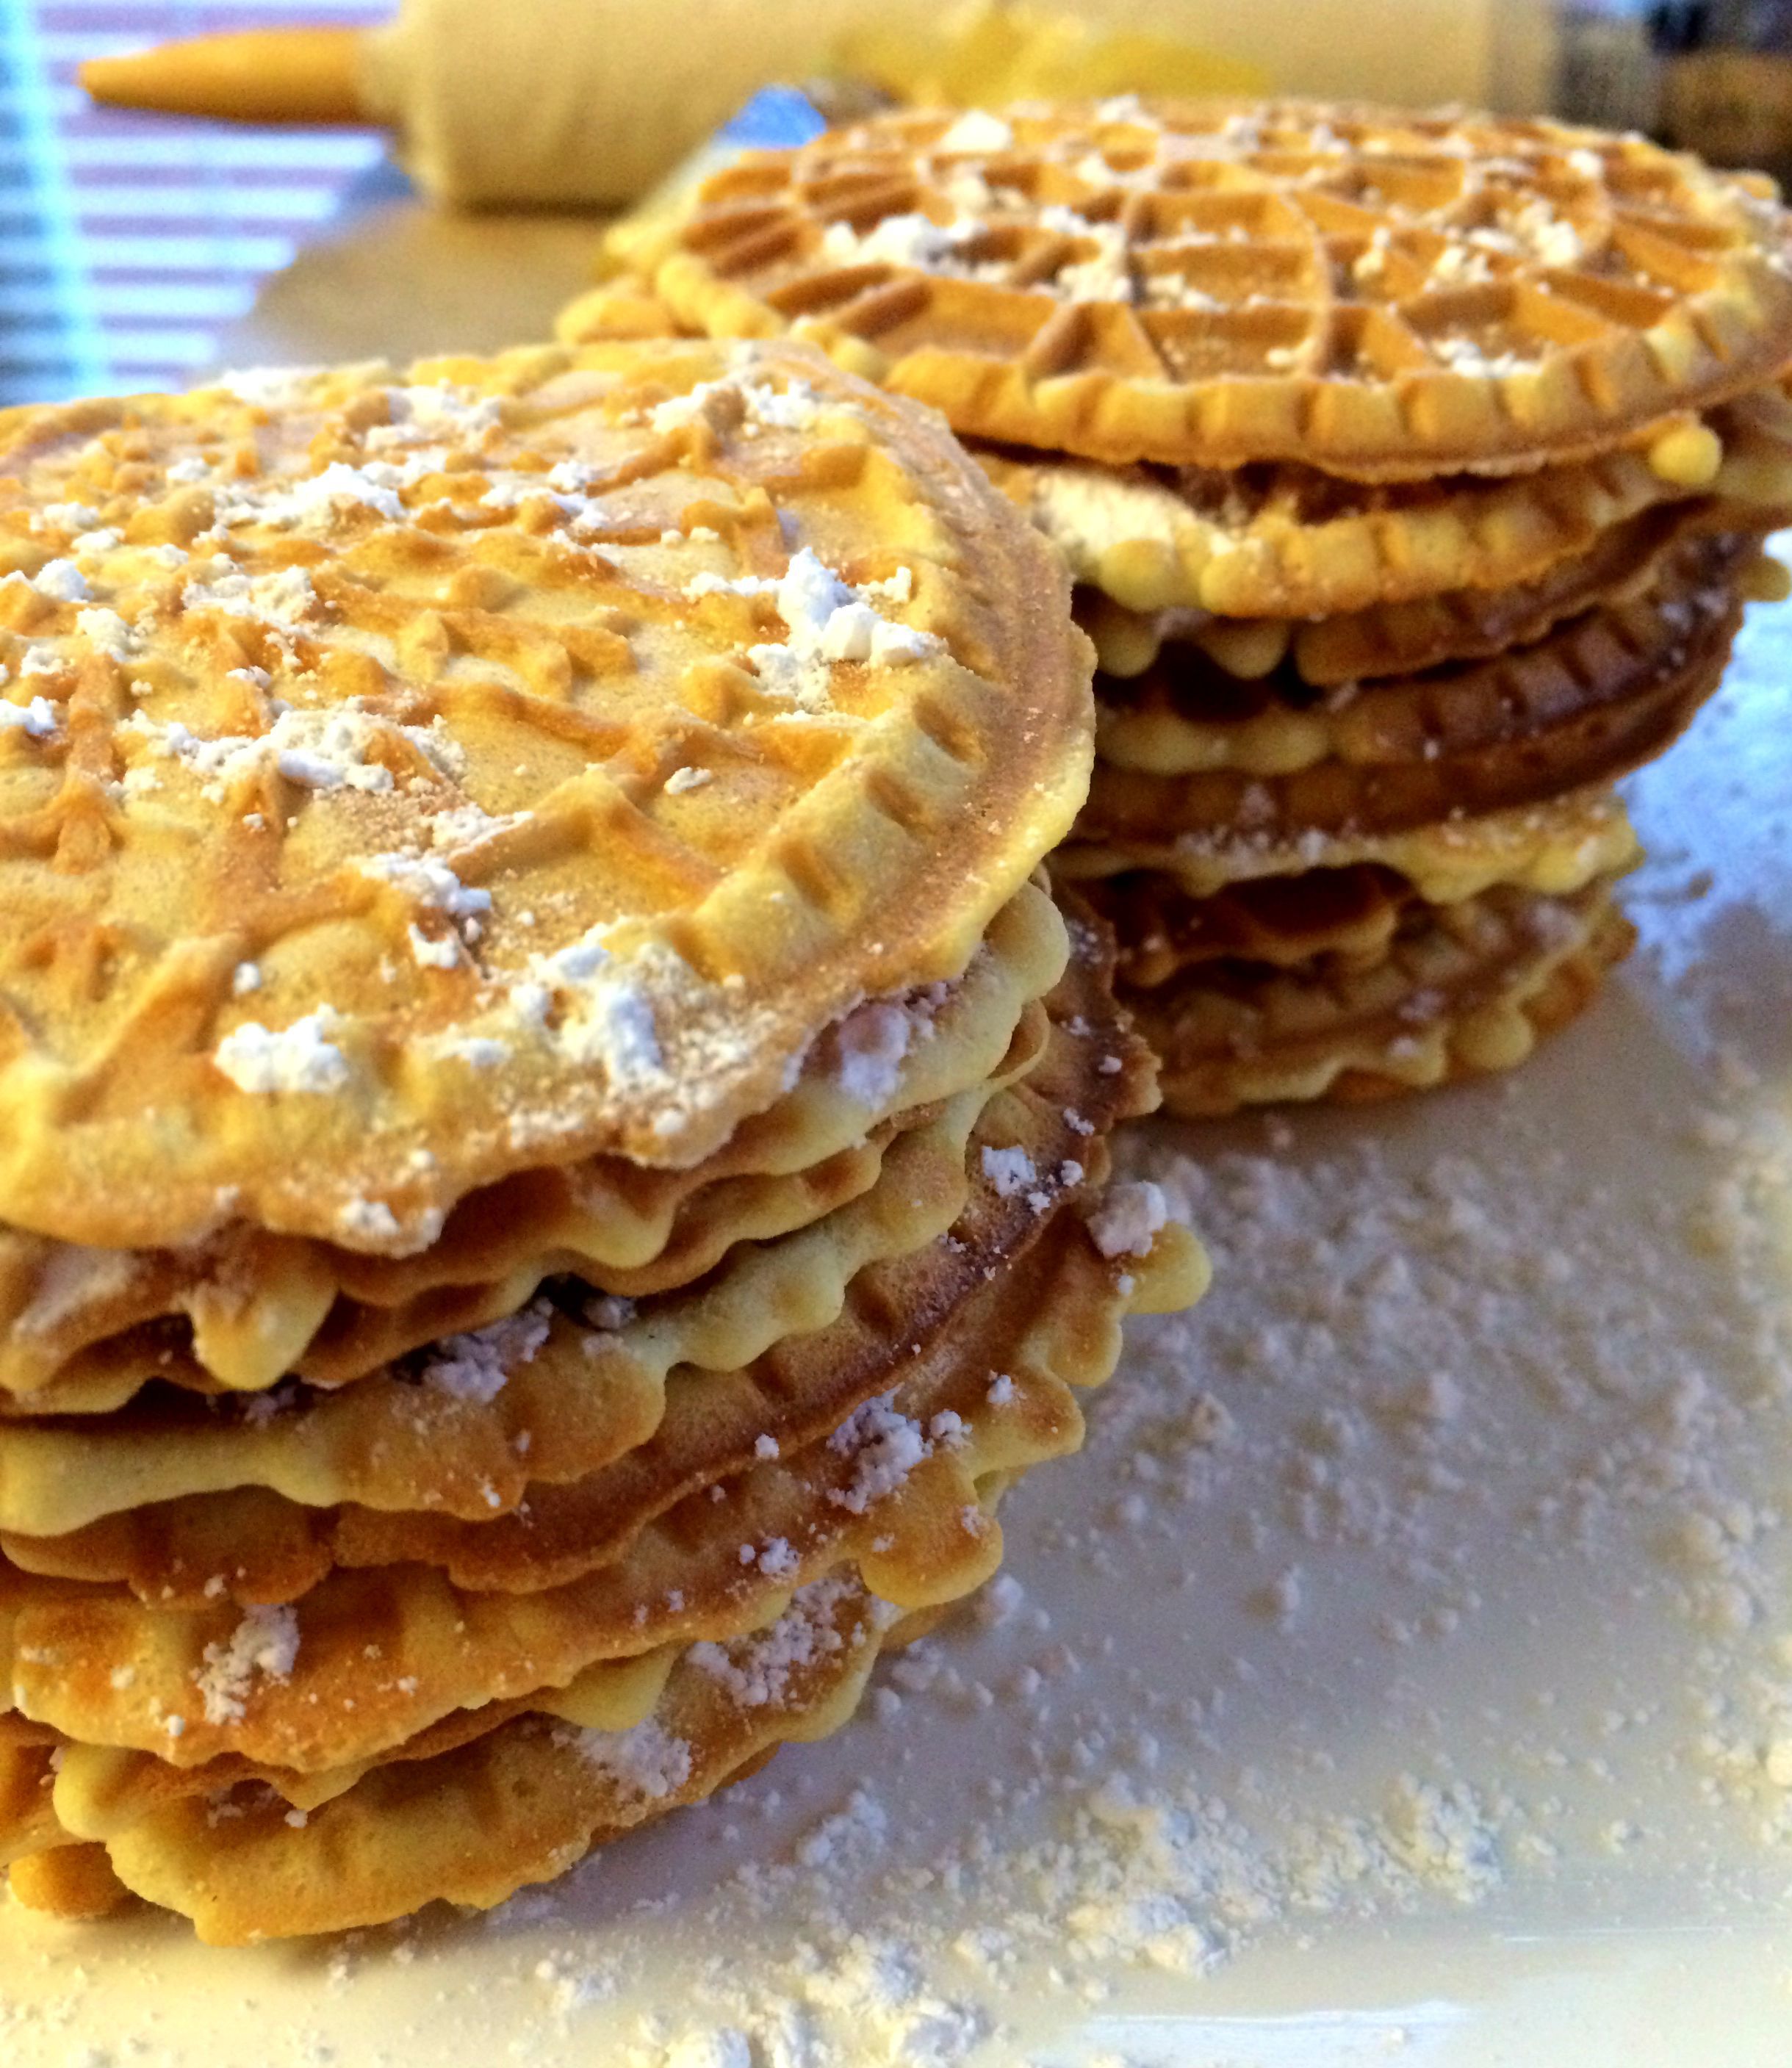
[0,339,1091,1253]
[655,100,1792,477]
[0,879,1065,1411]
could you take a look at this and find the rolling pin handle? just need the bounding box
[79,28,373,127]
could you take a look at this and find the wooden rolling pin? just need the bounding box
[79,0,1498,209]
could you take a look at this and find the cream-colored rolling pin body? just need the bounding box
[84,0,1503,208]
[364,0,954,203]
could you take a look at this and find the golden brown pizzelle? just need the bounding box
[0,862,1209,1932]
[652,100,1792,478]
[1082,865,1419,989]
[0,932,1147,1553]
[0,879,1066,1411]
[1056,785,1645,1112]
[605,94,1788,1112]
[1078,506,1781,688]
[556,284,1792,624]
[971,381,1792,620]
[1082,530,1750,840]
[1,1172,1203,1938]
[1123,875,1636,1117]
[0,338,1093,1253]
[1057,783,1642,905]
[0,329,1213,1941]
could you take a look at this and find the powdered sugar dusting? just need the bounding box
[0,696,61,739]
[688,1576,854,1709]
[501,926,669,1084]
[743,548,943,713]
[978,1145,1036,1198]
[832,1000,911,1109]
[192,1605,301,1726]
[826,1393,935,1516]
[213,1008,349,1095]
[1085,1178,1167,1258]
[123,702,463,800]
[575,1718,691,1805]
[181,558,318,634]
[419,1301,553,1405]
[214,459,408,531]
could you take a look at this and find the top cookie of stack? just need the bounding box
[0,336,1087,1249]
[642,100,1792,1112]
[0,338,1207,1939]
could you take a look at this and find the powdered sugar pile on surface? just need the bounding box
[5,614,1792,2065]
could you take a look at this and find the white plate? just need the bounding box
[4,221,1791,2066]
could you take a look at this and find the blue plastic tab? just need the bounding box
[716,84,832,152]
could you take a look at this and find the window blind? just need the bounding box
[3,0,387,403]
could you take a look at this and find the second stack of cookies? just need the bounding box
[638,96,1792,1114]
[1018,400,1792,1112]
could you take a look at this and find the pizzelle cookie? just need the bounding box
[1082,530,1750,838]
[976,383,1792,622]
[0,877,1065,1410]
[1118,873,1637,1119]
[0,978,1206,1928]
[0,337,1091,1251]
[1079,505,1779,688]
[0,341,1209,1935]
[631,96,1790,1109]
[654,100,1792,478]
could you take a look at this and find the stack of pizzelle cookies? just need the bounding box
[0,337,1203,1940]
[598,98,1792,1113]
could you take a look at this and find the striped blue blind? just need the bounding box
[2,0,388,405]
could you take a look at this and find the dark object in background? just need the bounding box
[1557,1,1792,181]
[1557,1,1663,132]
[1654,3,1792,176]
